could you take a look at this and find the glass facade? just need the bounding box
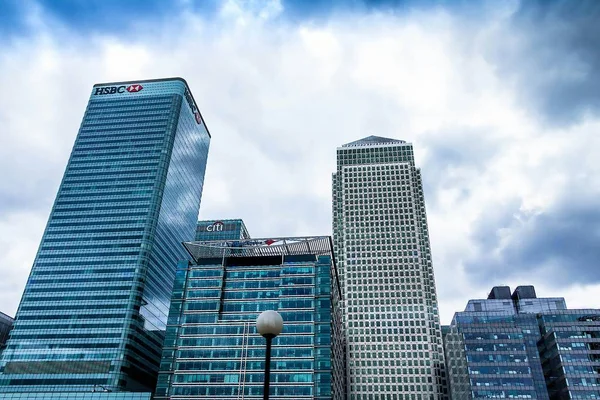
[446,313,547,399]
[0,312,14,353]
[0,78,211,395]
[0,393,152,400]
[156,236,346,399]
[538,310,600,399]
[332,136,447,399]
[195,219,250,241]
[444,285,600,399]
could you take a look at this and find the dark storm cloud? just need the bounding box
[280,0,477,21]
[465,192,600,286]
[417,127,504,209]
[0,0,221,37]
[489,0,600,126]
[4,0,462,38]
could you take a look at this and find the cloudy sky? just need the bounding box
[1,0,599,324]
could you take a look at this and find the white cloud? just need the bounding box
[0,2,599,323]
[0,211,47,315]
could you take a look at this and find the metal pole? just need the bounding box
[263,335,273,400]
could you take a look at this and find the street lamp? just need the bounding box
[256,310,284,400]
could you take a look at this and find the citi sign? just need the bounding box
[206,221,224,232]
[94,84,143,95]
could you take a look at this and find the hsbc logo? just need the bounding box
[184,88,202,125]
[94,84,144,95]
[126,84,142,92]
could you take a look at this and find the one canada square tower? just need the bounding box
[0,78,211,396]
[332,136,447,399]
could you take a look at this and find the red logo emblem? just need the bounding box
[126,84,143,93]
[195,112,202,124]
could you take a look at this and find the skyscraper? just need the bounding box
[0,78,211,397]
[332,136,446,399]
[155,236,346,399]
[445,285,600,399]
[445,286,560,400]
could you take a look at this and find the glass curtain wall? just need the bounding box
[156,237,346,399]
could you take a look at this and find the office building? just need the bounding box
[155,236,346,399]
[538,310,600,399]
[196,219,250,241]
[332,136,447,399]
[0,312,14,352]
[445,285,600,399]
[440,325,452,400]
[445,286,558,399]
[0,78,211,398]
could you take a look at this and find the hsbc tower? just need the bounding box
[0,78,211,397]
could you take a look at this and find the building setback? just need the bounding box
[155,236,346,399]
[445,285,600,399]
[0,78,211,397]
[332,136,447,399]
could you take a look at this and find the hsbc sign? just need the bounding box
[94,84,143,95]
[184,88,202,125]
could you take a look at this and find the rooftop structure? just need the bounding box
[195,219,250,241]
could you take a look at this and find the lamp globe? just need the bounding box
[256,310,284,338]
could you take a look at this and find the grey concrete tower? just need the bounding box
[332,136,447,400]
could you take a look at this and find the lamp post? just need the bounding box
[256,310,283,400]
